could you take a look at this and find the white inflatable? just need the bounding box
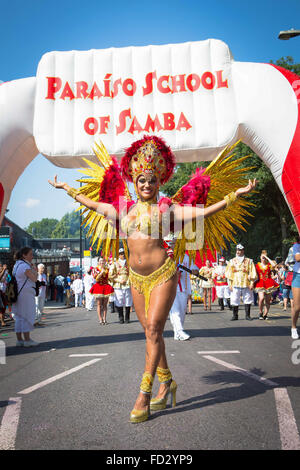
[0,39,300,229]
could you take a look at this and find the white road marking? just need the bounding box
[203,355,300,450]
[203,355,277,386]
[198,351,240,354]
[273,387,300,450]
[69,353,108,357]
[0,397,22,450]
[18,359,102,395]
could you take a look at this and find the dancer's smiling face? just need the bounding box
[136,175,159,201]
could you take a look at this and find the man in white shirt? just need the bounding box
[35,263,47,325]
[72,274,84,307]
[83,268,95,311]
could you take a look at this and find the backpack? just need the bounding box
[63,277,69,289]
[5,275,19,304]
[284,271,293,288]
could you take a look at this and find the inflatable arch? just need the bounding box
[0,39,300,230]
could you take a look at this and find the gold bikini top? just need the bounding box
[120,200,170,238]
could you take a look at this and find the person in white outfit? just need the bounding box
[35,263,47,325]
[83,268,95,311]
[169,253,195,341]
[12,247,40,347]
[72,274,84,307]
[111,248,132,323]
[213,257,231,310]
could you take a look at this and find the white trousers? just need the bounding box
[169,291,188,337]
[85,290,94,310]
[216,285,231,299]
[230,287,254,306]
[114,288,132,307]
[35,295,45,321]
[75,293,83,307]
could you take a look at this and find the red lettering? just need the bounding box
[116,108,131,135]
[201,72,215,90]
[216,70,228,88]
[186,74,201,92]
[104,74,112,97]
[122,78,136,96]
[143,114,163,133]
[157,75,171,94]
[171,74,186,93]
[176,112,192,131]
[84,117,98,135]
[60,82,75,100]
[76,81,89,99]
[46,76,62,100]
[99,116,110,134]
[128,116,143,134]
[163,113,175,130]
[143,71,157,96]
[88,82,103,99]
[111,78,122,98]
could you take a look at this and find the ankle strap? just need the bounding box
[156,367,172,384]
[140,372,154,394]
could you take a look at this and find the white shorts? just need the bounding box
[230,287,254,306]
[216,285,231,299]
[114,288,132,307]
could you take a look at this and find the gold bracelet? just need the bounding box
[224,192,237,207]
[67,187,80,199]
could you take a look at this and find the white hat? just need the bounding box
[236,244,244,250]
[119,248,125,253]
[219,257,225,262]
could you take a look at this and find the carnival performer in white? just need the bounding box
[213,257,231,310]
[169,251,195,341]
[83,268,95,311]
[111,248,133,323]
[225,244,258,321]
[35,263,47,325]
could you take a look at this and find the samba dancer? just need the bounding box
[49,136,257,423]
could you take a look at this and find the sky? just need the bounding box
[1,0,300,229]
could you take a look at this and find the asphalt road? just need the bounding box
[0,301,299,451]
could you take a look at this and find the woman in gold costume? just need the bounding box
[49,135,256,423]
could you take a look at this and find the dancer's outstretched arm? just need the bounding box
[48,176,118,220]
[173,179,257,223]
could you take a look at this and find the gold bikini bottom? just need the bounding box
[129,256,177,318]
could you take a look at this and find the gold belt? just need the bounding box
[129,257,177,317]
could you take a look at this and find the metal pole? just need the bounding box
[79,181,82,276]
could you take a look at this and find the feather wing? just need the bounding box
[171,141,255,264]
[75,140,133,259]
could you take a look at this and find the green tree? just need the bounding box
[51,210,89,239]
[26,218,59,238]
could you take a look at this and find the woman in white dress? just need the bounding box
[12,247,40,347]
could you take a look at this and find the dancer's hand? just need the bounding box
[48,175,70,191]
[235,179,257,197]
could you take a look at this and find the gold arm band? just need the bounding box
[140,372,154,394]
[156,367,172,384]
[67,187,80,199]
[224,192,237,207]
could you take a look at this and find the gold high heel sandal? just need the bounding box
[130,372,153,423]
[150,367,177,411]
